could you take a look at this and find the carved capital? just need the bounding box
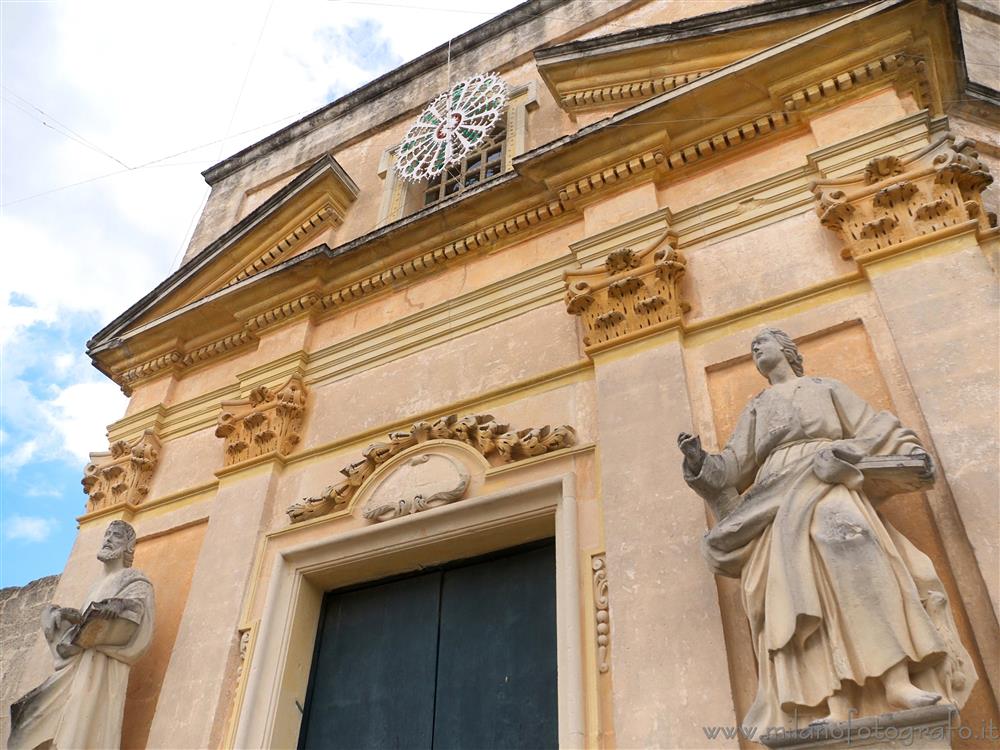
[565,230,688,351]
[216,374,307,466]
[81,429,161,513]
[287,413,576,523]
[812,134,996,260]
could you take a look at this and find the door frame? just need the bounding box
[232,473,584,749]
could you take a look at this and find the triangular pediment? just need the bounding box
[125,155,358,332]
[536,0,873,114]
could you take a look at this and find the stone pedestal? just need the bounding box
[761,705,959,749]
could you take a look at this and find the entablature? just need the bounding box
[87,0,969,395]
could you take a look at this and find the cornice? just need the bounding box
[534,0,873,63]
[88,156,356,353]
[536,0,874,114]
[90,0,965,392]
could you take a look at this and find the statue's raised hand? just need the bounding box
[677,432,706,475]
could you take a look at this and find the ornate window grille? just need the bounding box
[421,123,507,207]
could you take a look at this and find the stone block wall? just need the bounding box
[0,575,60,747]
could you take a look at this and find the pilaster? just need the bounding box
[144,458,285,749]
[589,330,738,748]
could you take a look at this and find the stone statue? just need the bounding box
[9,520,155,750]
[677,328,975,730]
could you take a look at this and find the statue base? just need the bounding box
[761,705,958,749]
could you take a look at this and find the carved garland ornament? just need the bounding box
[215,375,307,466]
[81,429,161,513]
[811,134,995,260]
[592,554,610,673]
[286,413,576,523]
[565,230,689,350]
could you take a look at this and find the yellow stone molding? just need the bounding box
[557,148,665,206]
[854,219,982,273]
[319,198,568,312]
[661,111,795,173]
[483,441,594,480]
[76,480,218,526]
[535,3,858,115]
[215,374,308,467]
[682,271,867,347]
[225,206,335,287]
[559,69,713,111]
[81,428,161,514]
[105,112,951,448]
[118,293,322,393]
[776,50,932,116]
[92,0,965,395]
[565,228,689,352]
[286,413,576,523]
[811,133,995,260]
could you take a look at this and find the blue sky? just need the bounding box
[1,0,517,588]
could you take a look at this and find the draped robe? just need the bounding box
[9,567,155,750]
[685,376,975,729]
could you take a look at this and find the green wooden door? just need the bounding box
[298,541,557,750]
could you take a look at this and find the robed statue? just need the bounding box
[9,520,155,750]
[678,328,975,729]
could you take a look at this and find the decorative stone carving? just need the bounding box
[565,230,688,350]
[81,428,160,513]
[286,413,576,523]
[592,554,610,674]
[362,453,470,522]
[216,375,307,466]
[8,521,155,750]
[812,134,995,260]
[235,627,252,684]
[676,328,975,732]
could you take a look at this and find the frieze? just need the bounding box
[286,413,576,523]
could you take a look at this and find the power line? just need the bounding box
[2,86,132,169]
[1,109,311,207]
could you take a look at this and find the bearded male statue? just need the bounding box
[677,328,975,731]
[9,520,155,750]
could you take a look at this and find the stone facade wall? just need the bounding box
[0,575,59,746]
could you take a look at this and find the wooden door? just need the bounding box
[298,541,557,750]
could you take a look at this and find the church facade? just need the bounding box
[6,0,999,747]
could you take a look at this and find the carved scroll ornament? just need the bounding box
[362,453,471,522]
[811,134,995,260]
[565,230,689,351]
[81,429,160,513]
[592,554,610,673]
[286,413,576,523]
[216,375,307,466]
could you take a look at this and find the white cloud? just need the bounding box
[4,515,57,543]
[42,382,128,464]
[2,0,519,471]
[3,439,39,473]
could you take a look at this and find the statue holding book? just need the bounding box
[677,329,975,731]
[9,520,155,750]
